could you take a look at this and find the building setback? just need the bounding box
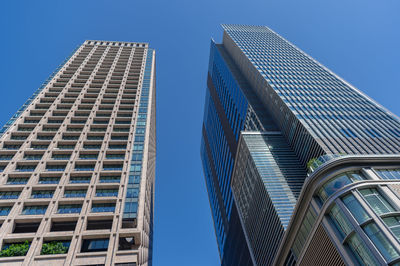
[0,40,156,265]
[201,24,400,265]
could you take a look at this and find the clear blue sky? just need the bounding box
[1,1,399,265]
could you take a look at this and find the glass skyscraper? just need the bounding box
[201,24,400,265]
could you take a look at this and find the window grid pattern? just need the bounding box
[0,40,155,265]
[222,24,400,159]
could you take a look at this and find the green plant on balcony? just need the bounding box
[41,241,69,255]
[0,241,30,257]
[307,157,321,170]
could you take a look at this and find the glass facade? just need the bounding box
[221,24,400,159]
[122,48,154,222]
[202,24,400,266]
[201,40,254,265]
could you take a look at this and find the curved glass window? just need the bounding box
[360,188,395,215]
[364,223,400,261]
[329,204,353,238]
[347,233,378,265]
[383,216,400,241]
[342,194,370,224]
[318,171,364,201]
[291,207,317,257]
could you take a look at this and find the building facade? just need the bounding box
[275,155,400,265]
[0,40,156,265]
[201,24,400,265]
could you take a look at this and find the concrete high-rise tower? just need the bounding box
[201,25,400,265]
[0,40,156,266]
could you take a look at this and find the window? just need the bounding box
[106,153,125,159]
[130,164,141,172]
[347,233,377,265]
[113,127,129,132]
[75,164,95,171]
[51,221,77,232]
[318,171,364,201]
[70,176,91,184]
[90,127,107,133]
[126,188,139,198]
[24,154,43,160]
[7,178,29,185]
[135,136,144,142]
[86,220,113,230]
[91,203,115,213]
[58,144,75,149]
[360,188,395,215]
[16,164,37,172]
[87,135,104,140]
[108,144,126,150]
[342,194,370,223]
[383,216,400,241]
[83,144,101,150]
[81,238,109,252]
[291,207,317,257]
[0,191,20,200]
[64,189,87,198]
[3,144,21,150]
[57,204,82,214]
[42,126,59,132]
[38,176,60,184]
[37,135,54,140]
[67,127,82,132]
[0,154,14,160]
[133,144,143,151]
[31,144,49,150]
[131,153,142,161]
[22,205,47,215]
[128,175,140,184]
[11,135,28,140]
[374,169,400,180]
[123,202,138,215]
[111,135,128,140]
[46,164,66,171]
[329,204,352,238]
[96,189,118,197]
[31,190,54,199]
[99,176,120,183]
[363,223,399,261]
[103,164,123,171]
[13,222,40,233]
[0,206,12,216]
[18,126,33,132]
[52,154,71,160]
[79,153,98,160]
[62,135,79,140]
